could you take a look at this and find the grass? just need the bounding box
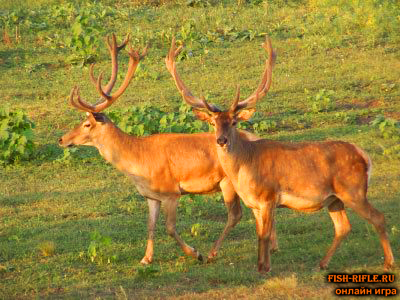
[1,0,400,298]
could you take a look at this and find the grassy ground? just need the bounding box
[1,0,399,298]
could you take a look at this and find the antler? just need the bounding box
[69,35,149,113]
[89,33,130,95]
[165,37,221,112]
[230,36,276,113]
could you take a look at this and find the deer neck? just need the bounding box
[91,124,140,172]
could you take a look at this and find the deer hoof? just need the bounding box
[140,257,152,265]
[207,251,218,263]
[319,261,328,270]
[257,263,271,274]
[384,261,394,271]
[270,247,279,254]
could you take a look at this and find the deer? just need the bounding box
[166,36,395,273]
[58,34,279,265]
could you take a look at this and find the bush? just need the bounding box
[371,115,400,141]
[0,107,35,165]
[370,115,400,158]
[306,89,336,113]
[108,104,209,136]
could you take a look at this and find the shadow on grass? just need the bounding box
[0,47,29,69]
[0,186,108,207]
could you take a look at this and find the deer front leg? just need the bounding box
[252,200,275,273]
[319,198,351,269]
[208,178,278,262]
[270,219,279,253]
[207,178,242,262]
[141,198,161,265]
[163,198,203,262]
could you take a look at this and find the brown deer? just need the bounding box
[166,37,395,272]
[59,34,278,265]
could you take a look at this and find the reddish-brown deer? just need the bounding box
[166,37,394,272]
[59,34,278,264]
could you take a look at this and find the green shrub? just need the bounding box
[371,115,400,141]
[0,107,35,166]
[108,104,209,136]
[237,111,277,133]
[371,115,400,158]
[63,3,115,65]
[306,89,336,113]
[81,231,117,265]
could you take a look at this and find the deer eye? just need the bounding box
[84,123,91,128]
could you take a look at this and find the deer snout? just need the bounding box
[217,136,228,146]
[58,137,73,148]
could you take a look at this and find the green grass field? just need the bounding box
[1,0,399,298]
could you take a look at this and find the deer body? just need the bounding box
[217,138,369,212]
[65,118,226,196]
[166,36,394,272]
[214,122,393,272]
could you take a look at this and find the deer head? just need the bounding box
[59,34,148,148]
[165,37,275,150]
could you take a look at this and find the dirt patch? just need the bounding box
[338,98,385,110]
[385,112,400,120]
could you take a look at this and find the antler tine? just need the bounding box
[165,37,221,112]
[94,44,146,111]
[140,43,150,60]
[116,33,130,51]
[69,86,97,113]
[229,85,241,113]
[89,33,130,95]
[200,96,220,113]
[235,36,276,111]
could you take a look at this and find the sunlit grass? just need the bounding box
[0,0,399,298]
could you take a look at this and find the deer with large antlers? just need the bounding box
[166,37,395,272]
[59,34,278,264]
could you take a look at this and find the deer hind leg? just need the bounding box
[346,198,394,270]
[163,198,203,262]
[207,178,242,262]
[252,200,275,273]
[319,198,351,269]
[140,198,161,265]
[336,186,395,271]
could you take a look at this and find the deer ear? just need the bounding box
[235,109,255,121]
[193,109,212,122]
[92,112,107,123]
[87,112,107,123]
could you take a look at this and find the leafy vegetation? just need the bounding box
[0,107,35,165]
[371,115,400,141]
[0,0,399,298]
[306,88,336,113]
[108,104,209,135]
[370,115,400,158]
[84,231,117,264]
